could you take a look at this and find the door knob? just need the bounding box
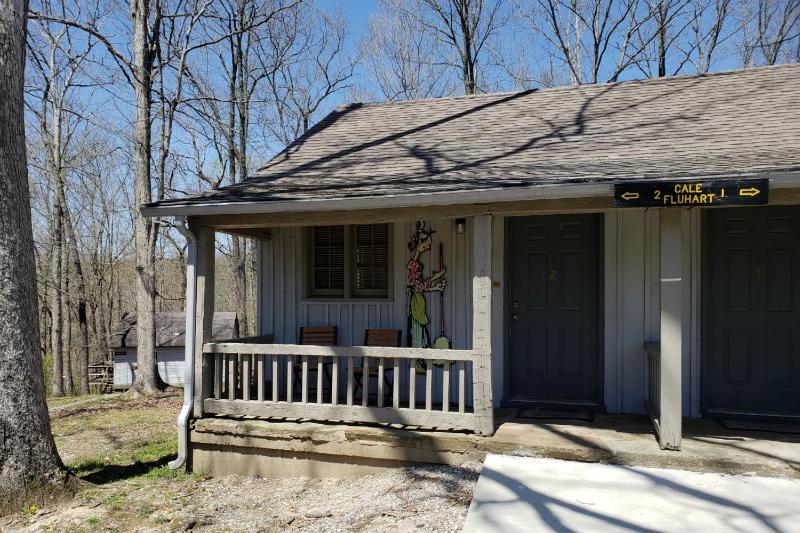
[512,313,520,321]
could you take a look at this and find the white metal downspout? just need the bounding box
[170,216,197,469]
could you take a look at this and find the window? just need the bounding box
[310,225,345,296]
[308,224,391,298]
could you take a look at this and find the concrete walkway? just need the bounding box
[488,415,800,478]
[464,454,800,532]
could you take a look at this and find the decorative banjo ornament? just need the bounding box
[406,221,446,374]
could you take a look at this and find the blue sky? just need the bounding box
[339,0,375,41]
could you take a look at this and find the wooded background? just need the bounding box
[25,0,798,396]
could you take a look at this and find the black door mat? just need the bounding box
[519,409,593,422]
[718,419,800,435]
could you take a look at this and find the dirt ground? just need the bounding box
[1,395,479,532]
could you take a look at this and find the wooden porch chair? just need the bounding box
[291,326,336,399]
[353,329,402,401]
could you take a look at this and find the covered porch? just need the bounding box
[140,65,800,473]
[187,213,496,437]
[181,198,693,456]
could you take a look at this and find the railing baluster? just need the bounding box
[257,354,265,402]
[317,357,323,404]
[242,354,251,401]
[286,355,293,403]
[301,355,309,403]
[409,360,416,410]
[331,357,339,405]
[458,361,466,414]
[214,353,222,399]
[377,358,385,408]
[425,364,433,411]
[228,353,237,401]
[347,356,354,406]
[443,363,450,413]
[361,356,369,407]
[271,355,278,402]
[393,358,400,409]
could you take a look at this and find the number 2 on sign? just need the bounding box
[654,190,661,200]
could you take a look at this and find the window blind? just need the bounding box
[311,226,345,295]
[353,224,389,296]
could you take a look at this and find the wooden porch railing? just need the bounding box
[644,341,662,439]
[200,342,482,433]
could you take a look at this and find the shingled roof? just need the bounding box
[147,63,800,213]
[110,312,239,349]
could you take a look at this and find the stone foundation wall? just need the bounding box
[190,417,485,478]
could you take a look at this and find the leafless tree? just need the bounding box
[262,4,358,145]
[0,0,77,513]
[180,0,300,335]
[26,0,100,394]
[520,0,673,83]
[361,0,460,100]
[29,0,233,395]
[387,0,508,94]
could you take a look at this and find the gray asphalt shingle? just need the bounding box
[150,63,800,210]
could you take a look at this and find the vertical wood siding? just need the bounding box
[113,348,185,388]
[259,219,474,405]
[257,210,698,416]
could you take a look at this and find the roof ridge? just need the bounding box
[339,62,800,110]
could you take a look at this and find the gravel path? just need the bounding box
[184,463,482,532]
[5,463,481,532]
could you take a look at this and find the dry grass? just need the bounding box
[2,394,479,532]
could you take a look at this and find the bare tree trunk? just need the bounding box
[58,183,91,393]
[61,238,74,395]
[131,0,164,395]
[658,2,668,77]
[50,201,64,397]
[0,0,75,512]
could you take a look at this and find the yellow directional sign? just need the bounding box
[614,179,768,208]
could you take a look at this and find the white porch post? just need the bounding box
[192,224,216,417]
[659,209,683,450]
[472,215,494,436]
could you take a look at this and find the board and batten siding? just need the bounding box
[113,348,186,389]
[257,211,701,416]
[259,219,476,406]
[603,209,701,417]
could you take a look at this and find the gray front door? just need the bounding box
[508,214,602,407]
[703,206,800,417]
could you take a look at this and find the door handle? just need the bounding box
[512,313,520,321]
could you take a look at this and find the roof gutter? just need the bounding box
[141,171,800,218]
[141,181,612,217]
[169,217,197,470]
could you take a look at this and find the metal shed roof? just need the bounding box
[110,312,239,349]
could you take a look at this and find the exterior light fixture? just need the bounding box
[455,218,466,234]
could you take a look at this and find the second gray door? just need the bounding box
[703,206,800,417]
[508,214,602,407]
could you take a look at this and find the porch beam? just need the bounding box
[472,214,494,436]
[658,209,683,450]
[191,196,612,230]
[192,224,216,416]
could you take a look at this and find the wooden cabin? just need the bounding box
[142,63,800,475]
[110,312,239,389]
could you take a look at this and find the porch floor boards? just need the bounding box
[190,413,800,479]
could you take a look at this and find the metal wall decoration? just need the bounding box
[406,221,446,374]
